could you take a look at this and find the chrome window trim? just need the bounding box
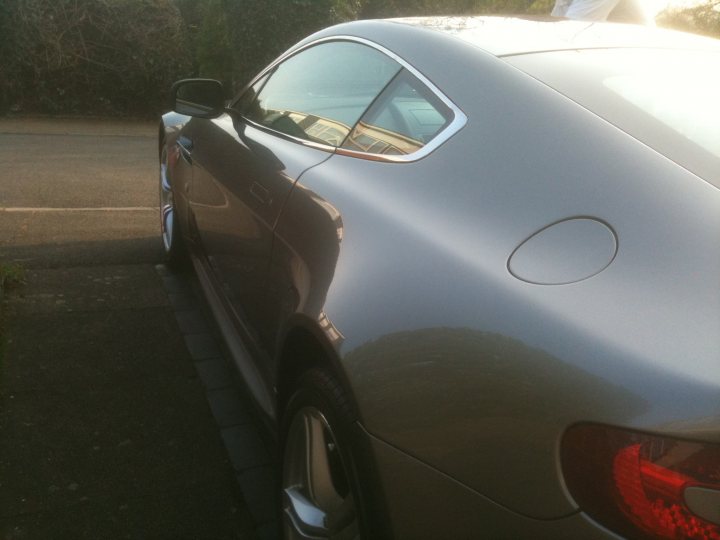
[241,116,339,153]
[233,35,468,163]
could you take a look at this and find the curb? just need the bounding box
[156,264,279,540]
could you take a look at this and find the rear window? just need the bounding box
[506,49,720,186]
[341,69,453,156]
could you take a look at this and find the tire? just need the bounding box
[281,369,370,540]
[159,140,188,269]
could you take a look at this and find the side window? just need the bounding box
[341,70,453,156]
[244,41,401,146]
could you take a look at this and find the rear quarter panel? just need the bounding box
[272,31,720,518]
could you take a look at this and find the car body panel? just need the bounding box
[505,48,720,187]
[271,29,720,517]
[162,17,720,529]
[368,428,624,539]
[390,16,720,56]
[186,114,332,363]
[276,140,720,518]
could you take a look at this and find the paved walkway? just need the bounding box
[0,118,277,540]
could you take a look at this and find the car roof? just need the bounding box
[386,16,720,57]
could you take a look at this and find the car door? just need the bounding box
[267,63,463,353]
[186,40,402,369]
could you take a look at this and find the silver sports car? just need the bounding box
[159,16,720,539]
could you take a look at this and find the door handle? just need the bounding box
[177,136,194,164]
[250,182,271,205]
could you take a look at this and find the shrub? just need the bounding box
[194,0,537,94]
[656,0,720,39]
[0,0,193,117]
[359,0,534,17]
[220,0,362,91]
[0,0,589,117]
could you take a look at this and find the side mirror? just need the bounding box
[171,79,225,119]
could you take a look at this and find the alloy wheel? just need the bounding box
[159,145,175,252]
[282,407,360,540]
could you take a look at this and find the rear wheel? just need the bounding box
[281,369,361,540]
[159,140,187,268]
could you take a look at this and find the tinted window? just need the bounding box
[245,41,401,146]
[341,70,453,156]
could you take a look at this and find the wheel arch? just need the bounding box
[275,315,359,422]
[276,315,394,539]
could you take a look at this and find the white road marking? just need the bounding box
[0,207,159,212]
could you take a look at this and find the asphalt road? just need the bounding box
[0,119,161,269]
[0,118,275,540]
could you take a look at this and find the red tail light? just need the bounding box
[561,424,720,539]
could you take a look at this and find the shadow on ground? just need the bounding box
[0,235,278,540]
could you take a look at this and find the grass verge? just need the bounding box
[0,263,25,291]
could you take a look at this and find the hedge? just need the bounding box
[0,0,717,117]
[0,0,192,116]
